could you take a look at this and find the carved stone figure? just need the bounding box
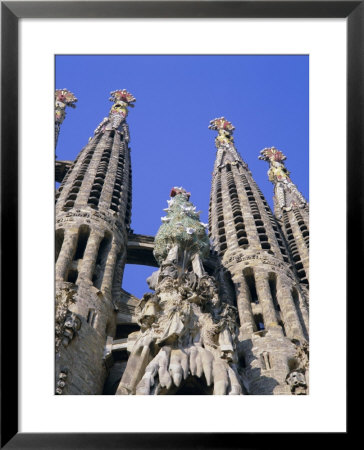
[116,189,243,395]
[62,312,81,346]
[286,369,307,395]
[55,287,77,353]
[55,369,68,395]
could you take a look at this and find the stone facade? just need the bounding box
[55,90,135,394]
[55,97,309,395]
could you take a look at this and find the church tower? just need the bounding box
[259,147,309,285]
[208,118,309,395]
[55,90,135,394]
[55,89,77,150]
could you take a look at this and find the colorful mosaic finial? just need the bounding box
[93,89,136,136]
[208,117,235,133]
[259,147,290,182]
[55,89,77,149]
[259,146,306,210]
[259,147,287,163]
[109,89,136,106]
[209,117,235,151]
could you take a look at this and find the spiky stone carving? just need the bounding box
[55,89,77,149]
[116,189,243,395]
[153,187,209,266]
[94,89,136,136]
[259,147,307,210]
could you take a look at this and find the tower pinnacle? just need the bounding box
[55,89,77,149]
[259,146,309,285]
[208,117,235,150]
[259,146,307,211]
[94,89,136,136]
[208,117,246,171]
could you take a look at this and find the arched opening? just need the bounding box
[291,287,308,338]
[268,273,280,311]
[74,225,90,260]
[92,232,112,289]
[55,228,64,262]
[254,313,265,331]
[115,323,140,340]
[243,267,258,304]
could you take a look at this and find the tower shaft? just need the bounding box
[259,146,309,286]
[208,118,309,395]
[55,90,135,395]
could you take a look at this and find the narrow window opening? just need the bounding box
[87,308,97,327]
[224,271,238,311]
[243,268,258,304]
[116,323,140,340]
[55,229,65,262]
[278,320,286,336]
[260,351,271,370]
[93,232,112,289]
[67,269,78,284]
[254,313,265,331]
[268,273,280,311]
[74,225,90,260]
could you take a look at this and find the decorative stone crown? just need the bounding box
[109,89,136,106]
[259,146,287,163]
[208,117,235,133]
[55,89,78,109]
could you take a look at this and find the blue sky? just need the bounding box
[56,55,309,298]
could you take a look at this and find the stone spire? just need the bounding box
[55,89,77,149]
[55,89,135,395]
[116,188,243,395]
[208,120,309,395]
[259,147,309,285]
[208,117,247,173]
[259,147,308,215]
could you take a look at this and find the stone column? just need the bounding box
[276,275,305,342]
[254,270,279,331]
[73,133,110,209]
[101,239,120,294]
[232,271,255,339]
[98,132,120,211]
[192,253,205,277]
[77,230,103,283]
[55,229,78,281]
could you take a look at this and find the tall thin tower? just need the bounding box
[55,89,77,150]
[55,90,135,394]
[208,118,309,395]
[259,147,309,285]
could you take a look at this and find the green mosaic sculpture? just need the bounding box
[153,187,210,267]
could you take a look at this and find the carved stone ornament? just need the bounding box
[116,189,243,395]
[55,369,68,395]
[55,288,80,352]
[93,89,136,136]
[259,147,307,209]
[55,89,77,148]
[286,369,307,395]
[208,117,235,151]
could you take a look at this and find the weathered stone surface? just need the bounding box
[55,90,135,394]
[207,118,309,395]
[116,189,244,395]
[55,107,309,396]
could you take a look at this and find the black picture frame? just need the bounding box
[1,1,357,448]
